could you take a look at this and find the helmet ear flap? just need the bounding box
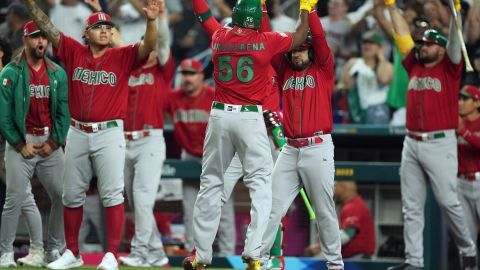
[308,48,314,62]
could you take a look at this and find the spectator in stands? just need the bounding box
[423,0,450,34]
[334,31,393,124]
[266,0,296,32]
[305,181,375,258]
[49,0,92,42]
[165,58,236,256]
[0,2,29,56]
[321,0,357,80]
[466,0,479,45]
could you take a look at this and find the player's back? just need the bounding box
[211,26,292,105]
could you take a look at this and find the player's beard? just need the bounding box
[182,81,196,94]
[291,59,311,71]
[418,50,439,65]
[29,45,46,59]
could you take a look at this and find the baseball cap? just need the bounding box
[421,29,448,47]
[23,21,41,36]
[179,58,203,73]
[460,85,480,100]
[362,31,383,46]
[85,12,115,30]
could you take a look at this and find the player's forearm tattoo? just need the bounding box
[24,0,60,43]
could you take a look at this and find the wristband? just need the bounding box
[195,9,212,23]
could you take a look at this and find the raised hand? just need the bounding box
[143,0,161,20]
[84,0,102,12]
[158,0,166,15]
[300,0,318,12]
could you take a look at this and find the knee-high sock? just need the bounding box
[64,206,83,257]
[270,218,285,256]
[105,203,124,257]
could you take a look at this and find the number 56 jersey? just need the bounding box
[211,25,293,105]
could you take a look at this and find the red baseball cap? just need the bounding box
[85,12,115,30]
[179,58,203,73]
[460,85,480,100]
[23,21,41,36]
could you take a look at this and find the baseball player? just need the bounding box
[23,0,160,269]
[0,39,51,267]
[386,0,477,269]
[0,20,69,267]
[189,2,288,268]
[457,85,480,269]
[166,58,237,257]
[118,1,173,267]
[182,0,312,268]
[257,6,344,270]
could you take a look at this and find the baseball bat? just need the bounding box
[300,188,316,220]
[448,0,474,72]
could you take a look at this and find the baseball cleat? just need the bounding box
[242,255,263,270]
[47,249,83,269]
[147,250,169,267]
[266,256,284,270]
[119,254,149,267]
[45,249,61,264]
[183,255,208,270]
[0,252,16,268]
[96,252,118,270]
[17,247,45,267]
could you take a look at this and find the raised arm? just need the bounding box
[466,0,480,44]
[156,0,171,65]
[446,13,462,64]
[386,0,415,57]
[23,0,61,48]
[138,0,161,61]
[192,0,222,37]
[291,0,317,50]
[259,2,272,32]
[309,9,331,65]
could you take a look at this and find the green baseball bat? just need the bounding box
[300,188,316,220]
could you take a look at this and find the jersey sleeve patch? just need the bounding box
[278,32,288,38]
[2,78,10,88]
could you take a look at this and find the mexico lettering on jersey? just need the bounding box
[124,56,174,131]
[166,86,215,157]
[211,26,293,105]
[54,33,139,122]
[403,50,462,132]
[26,62,53,130]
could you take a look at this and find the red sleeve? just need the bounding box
[458,128,480,149]
[402,49,416,73]
[192,0,221,37]
[445,55,463,79]
[263,31,293,57]
[111,43,141,73]
[309,10,333,73]
[160,54,175,86]
[258,4,271,33]
[340,205,362,230]
[53,33,84,66]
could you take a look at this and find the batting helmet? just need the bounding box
[288,32,314,62]
[421,29,448,47]
[232,0,262,30]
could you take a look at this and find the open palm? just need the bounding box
[143,0,160,20]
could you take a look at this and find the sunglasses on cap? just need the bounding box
[27,32,47,39]
[180,71,200,75]
[88,24,113,30]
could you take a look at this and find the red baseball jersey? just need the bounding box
[211,26,292,105]
[403,50,462,132]
[457,117,480,174]
[124,56,175,131]
[26,62,53,130]
[54,33,139,122]
[273,11,334,138]
[166,86,215,157]
[339,195,376,258]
